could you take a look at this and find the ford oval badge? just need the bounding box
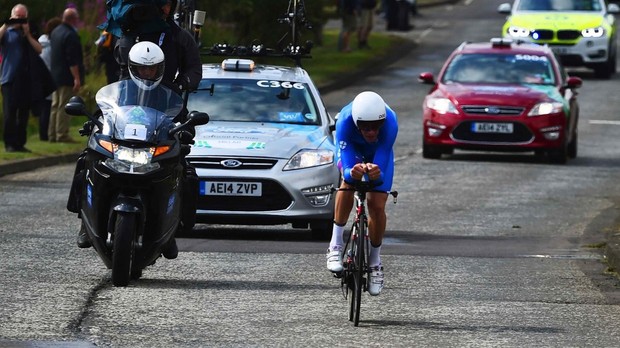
[221,159,243,168]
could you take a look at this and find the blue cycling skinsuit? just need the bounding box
[335,101,398,191]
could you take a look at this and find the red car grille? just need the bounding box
[462,106,524,116]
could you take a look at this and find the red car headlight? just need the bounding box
[528,102,563,117]
[426,97,458,115]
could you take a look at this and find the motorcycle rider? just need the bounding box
[69,41,188,260]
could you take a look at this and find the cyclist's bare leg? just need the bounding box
[367,192,388,262]
[330,182,355,249]
[334,181,355,225]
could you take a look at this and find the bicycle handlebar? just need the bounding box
[331,186,398,203]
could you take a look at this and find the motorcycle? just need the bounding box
[65,79,209,286]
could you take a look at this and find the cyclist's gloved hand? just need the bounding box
[350,163,366,181]
[365,163,381,181]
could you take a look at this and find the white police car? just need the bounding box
[185,57,339,239]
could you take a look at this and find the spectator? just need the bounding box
[31,17,62,141]
[337,0,358,52]
[49,7,84,143]
[0,4,43,152]
[358,0,377,49]
[95,30,120,84]
[386,0,412,31]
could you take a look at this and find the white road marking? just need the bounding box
[589,120,620,125]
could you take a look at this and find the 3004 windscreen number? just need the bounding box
[471,122,514,134]
[200,181,262,196]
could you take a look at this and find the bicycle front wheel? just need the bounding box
[352,220,365,326]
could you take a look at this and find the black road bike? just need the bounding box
[334,182,398,326]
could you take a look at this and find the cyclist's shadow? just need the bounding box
[360,320,562,333]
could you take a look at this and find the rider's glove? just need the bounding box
[174,75,191,92]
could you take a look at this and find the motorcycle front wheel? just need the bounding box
[112,212,137,287]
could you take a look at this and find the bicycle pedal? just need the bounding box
[332,271,344,279]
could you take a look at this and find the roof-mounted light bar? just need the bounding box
[221,58,255,72]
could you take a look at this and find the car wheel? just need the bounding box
[422,142,442,159]
[567,132,577,159]
[548,145,568,164]
[311,220,332,240]
[593,48,616,78]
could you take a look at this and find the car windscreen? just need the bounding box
[441,53,556,85]
[517,0,602,11]
[187,79,321,125]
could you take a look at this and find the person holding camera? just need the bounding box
[0,4,42,152]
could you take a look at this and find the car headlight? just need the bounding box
[582,26,605,38]
[507,26,530,38]
[283,149,334,170]
[103,145,160,173]
[528,102,564,117]
[426,97,458,115]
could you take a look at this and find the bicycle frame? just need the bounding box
[336,185,397,326]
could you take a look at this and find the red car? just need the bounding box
[419,38,583,164]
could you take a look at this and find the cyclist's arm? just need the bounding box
[335,104,360,184]
[370,107,398,184]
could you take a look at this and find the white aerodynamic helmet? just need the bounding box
[128,41,165,91]
[351,91,387,128]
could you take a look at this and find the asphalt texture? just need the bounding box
[2,0,620,278]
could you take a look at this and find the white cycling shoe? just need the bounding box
[326,248,343,273]
[367,265,384,296]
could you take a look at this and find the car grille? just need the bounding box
[196,178,293,211]
[531,30,554,40]
[461,106,525,116]
[188,157,278,170]
[557,30,580,41]
[531,29,580,42]
[451,121,533,144]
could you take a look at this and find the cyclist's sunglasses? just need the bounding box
[358,120,385,132]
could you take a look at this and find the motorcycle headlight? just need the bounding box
[283,149,334,171]
[528,102,564,117]
[582,26,604,38]
[104,146,160,173]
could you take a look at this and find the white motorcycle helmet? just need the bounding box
[351,91,387,129]
[128,41,165,91]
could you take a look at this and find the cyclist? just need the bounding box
[326,91,398,296]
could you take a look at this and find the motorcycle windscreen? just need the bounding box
[95,80,184,142]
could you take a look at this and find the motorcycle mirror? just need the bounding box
[187,111,210,126]
[64,96,88,116]
[65,96,104,131]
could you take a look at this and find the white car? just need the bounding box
[498,0,620,78]
[185,58,340,239]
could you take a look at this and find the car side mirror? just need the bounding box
[566,76,583,89]
[418,72,435,85]
[497,3,512,14]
